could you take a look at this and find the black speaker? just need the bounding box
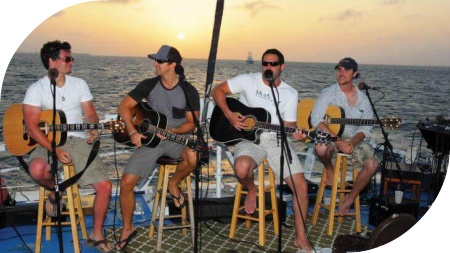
[368,196,419,227]
[0,203,40,228]
[168,195,287,223]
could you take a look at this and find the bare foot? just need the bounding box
[338,194,351,216]
[116,226,136,250]
[294,239,312,252]
[88,233,112,252]
[244,188,257,214]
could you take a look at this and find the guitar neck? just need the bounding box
[38,123,105,132]
[147,125,195,147]
[330,118,379,126]
[255,121,310,136]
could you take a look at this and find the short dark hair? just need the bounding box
[262,48,284,64]
[40,40,71,70]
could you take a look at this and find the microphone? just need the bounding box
[358,82,377,90]
[48,68,59,79]
[264,69,273,81]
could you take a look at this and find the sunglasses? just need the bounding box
[58,56,75,63]
[262,61,280,67]
[155,59,170,64]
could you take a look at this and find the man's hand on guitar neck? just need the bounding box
[87,130,99,144]
[286,122,308,142]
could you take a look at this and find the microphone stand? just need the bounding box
[179,81,206,253]
[50,74,64,253]
[267,78,291,253]
[363,88,404,206]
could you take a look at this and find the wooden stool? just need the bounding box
[229,159,279,246]
[311,153,361,235]
[149,156,195,252]
[35,163,87,253]
[383,178,422,202]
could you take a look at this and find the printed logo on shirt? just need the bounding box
[255,89,281,104]
[255,89,273,102]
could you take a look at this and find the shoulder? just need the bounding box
[230,72,260,82]
[140,76,160,85]
[66,75,89,89]
[27,76,49,91]
[66,75,86,84]
[280,81,297,94]
[319,83,339,94]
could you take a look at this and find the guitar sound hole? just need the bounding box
[242,117,256,131]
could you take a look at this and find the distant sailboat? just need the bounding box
[246,51,254,64]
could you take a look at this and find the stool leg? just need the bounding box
[157,166,171,251]
[35,187,46,253]
[269,168,279,236]
[353,170,361,233]
[66,178,81,253]
[337,156,347,224]
[311,170,327,225]
[229,181,243,239]
[258,162,265,246]
[149,166,165,238]
[185,175,195,246]
[327,155,342,235]
[181,178,187,236]
[68,166,87,240]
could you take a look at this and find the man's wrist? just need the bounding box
[128,130,138,137]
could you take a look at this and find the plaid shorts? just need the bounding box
[327,140,376,171]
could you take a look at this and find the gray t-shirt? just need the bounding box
[128,77,200,129]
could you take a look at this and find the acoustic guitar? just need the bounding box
[209,97,336,145]
[113,102,199,150]
[297,98,401,139]
[2,103,124,156]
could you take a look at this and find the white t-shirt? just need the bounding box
[23,75,94,138]
[227,72,299,125]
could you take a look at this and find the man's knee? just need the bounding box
[234,157,255,180]
[120,174,139,191]
[315,143,332,158]
[28,157,50,181]
[363,158,379,175]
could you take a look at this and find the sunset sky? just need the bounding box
[1,1,450,251]
[3,0,450,67]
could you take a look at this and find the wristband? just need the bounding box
[128,130,138,137]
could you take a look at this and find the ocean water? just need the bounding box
[1,53,450,174]
[2,53,450,144]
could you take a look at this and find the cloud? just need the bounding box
[236,0,281,18]
[404,13,422,20]
[381,0,406,6]
[319,9,363,22]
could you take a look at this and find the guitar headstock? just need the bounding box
[380,117,402,129]
[105,120,126,132]
[312,129,338,144]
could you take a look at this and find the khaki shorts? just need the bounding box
[29,136,110,187]
[326,140,376,171]
[234,133,304,182]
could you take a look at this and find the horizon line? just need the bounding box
[14,51,450,68]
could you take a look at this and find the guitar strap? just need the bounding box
[15,139,100,192]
